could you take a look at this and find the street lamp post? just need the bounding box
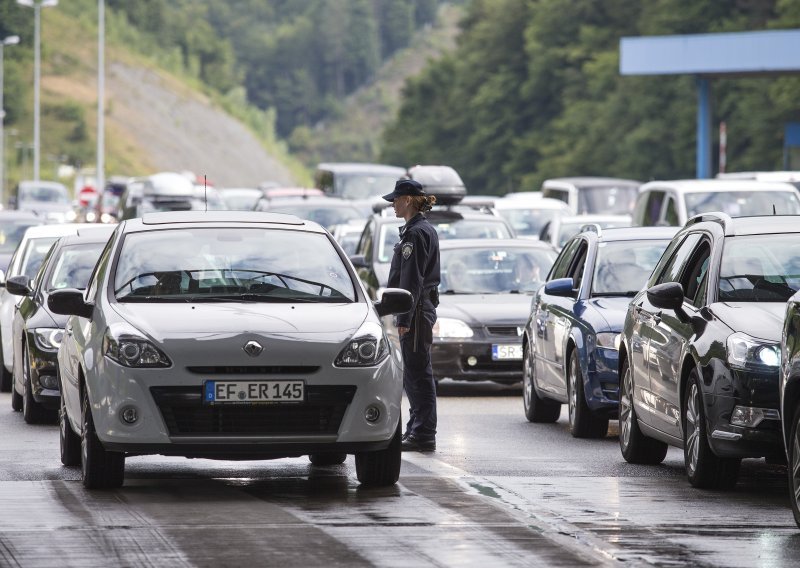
[97,0,105,196]
[0,35,20,204]
[17,0,58,183]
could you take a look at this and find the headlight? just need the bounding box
[335,321,388,367]
[726,332,780,370]
[85,211,97,223]
[433,318,474,339]
[33,328,64,351]
[103,323,171,368]
[596,332,621,350]
[65,210,78,221]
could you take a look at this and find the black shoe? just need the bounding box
[401,435,436,452]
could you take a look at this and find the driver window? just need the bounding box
[663,196,679,226]
[549,239,580,280]
[681,242,711,307]
[86,239,114,303]
[356,220,373,259]
[567,241,589,292]
[656,233,701,285]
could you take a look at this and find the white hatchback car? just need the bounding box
[51,211,411,489]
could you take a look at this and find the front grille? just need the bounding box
[150,385,356,436]
[485,326,522,337]
[187,366,319,375]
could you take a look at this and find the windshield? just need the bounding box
[377,219,514,263]
[558,219,631,247]
[222,192,261,211]
[685,191,800,218]
[268,204,363,229]
[47,242,106,291]
[592,240,671,296]
[139,197,196,214]
[440,247,556,294]
[497,208,561,237]
[114,228,356,302]
[20,185,69,204]
[578,186,638,215]
[718,234,800,302]
[0,220,40,254]
[20,237,59,279]
[336,174,401,200]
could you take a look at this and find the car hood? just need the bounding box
[111,302,368,343]
[585,296,633,331]
[437,293,532,325]
[709,302,785,342]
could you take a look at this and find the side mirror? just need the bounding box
[374,288,413,317]
[5,275,31,296]
[544,277,575,297]
[47,289,93,319]
[349,254,368,269]
[647,282,683,310]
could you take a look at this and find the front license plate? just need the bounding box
[492,344,523,361]
[203,380,305,404]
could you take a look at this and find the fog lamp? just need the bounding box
[364,406,380,423]
[730,405,780,428]
[38,375,58,390]
[120,406,139,425]
[467,356,478,367]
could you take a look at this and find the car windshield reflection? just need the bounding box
[719,234,800,302]
[114,228,356,302]
[591,240,670,297]
[439,247,556,294]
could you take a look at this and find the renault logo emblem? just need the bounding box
[243,341,263,357]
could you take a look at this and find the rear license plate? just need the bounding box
[492,344,523,361]
[203,380,305,404]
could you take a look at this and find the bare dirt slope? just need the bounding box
[106,63,295,187]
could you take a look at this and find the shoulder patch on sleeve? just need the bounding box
[402,242,413,260]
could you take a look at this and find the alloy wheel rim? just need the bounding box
[569,357,577,426]
[620,367,632,450]
[685,383,700,476]
[523,349,532,412]
[793,426,800,509]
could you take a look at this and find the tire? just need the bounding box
[11,382,22,411]
[60,392,81,467]
[22,344,51,424]
[309,453,347,466]
[567,350,609,438]
[0,340,11,392]
[355,421,402,487]
[683,371,740,490]
[523,344,561,423]
[788,404,800,528]
[618,358,668,464]
[81,387,125,489]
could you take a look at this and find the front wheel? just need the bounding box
[788,404,800,528]
[523,344,561,423]
[60,391,81,466]
[618,359,668,464]
[683,371,740,489]
[0,340,11,392]
[567,351,608,438]
[355,421,401,487]
[81,387,125,489]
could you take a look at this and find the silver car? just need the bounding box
[51,211,411,489]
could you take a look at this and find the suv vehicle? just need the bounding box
[541,177,641,215]
[12,180,74,224]
[632,179,800,227]
[619,213,794,489]
[116,172,198,220]
[314,163,405,201]
[523,226,676,437]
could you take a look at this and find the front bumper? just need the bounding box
[584,347,620,415]
[431,338,522,383]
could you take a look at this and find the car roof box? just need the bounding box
[407,165,467,206]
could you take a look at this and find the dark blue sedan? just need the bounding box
[522,226,677,437]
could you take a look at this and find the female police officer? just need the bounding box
[383,179,440,452]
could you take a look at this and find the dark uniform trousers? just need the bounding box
[401,303,437,439]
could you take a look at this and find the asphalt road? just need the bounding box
[0,381,797,567]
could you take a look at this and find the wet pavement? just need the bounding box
[0,381,798,567]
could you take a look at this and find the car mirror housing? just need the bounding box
[47,289,93,319]
[5,275,31,296]
[647,282,684,310]
[374,288,413,317]
[544,277,575,297]
[349,254,368,269]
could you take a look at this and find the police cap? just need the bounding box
[382,179,426,202]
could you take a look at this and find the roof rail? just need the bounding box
[684,211,732,233]
[580,223,602,237]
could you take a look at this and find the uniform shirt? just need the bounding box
[387,213,440,328]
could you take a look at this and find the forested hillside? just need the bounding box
[381,0,800,194]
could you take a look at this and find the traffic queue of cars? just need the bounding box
[8,164,800,529]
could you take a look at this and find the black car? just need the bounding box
[619,213,792,489]
[433,239,556,383]
[351,209,516,300]
[7,226,115,423]
[254,197,364,231]
[780,288,800,527]
[523,226,676,438]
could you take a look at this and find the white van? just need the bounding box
[632,179,800,226]
[540,177,641,215]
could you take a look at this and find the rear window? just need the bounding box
[685,191,800,218]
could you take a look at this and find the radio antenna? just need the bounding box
[204,175,208,212]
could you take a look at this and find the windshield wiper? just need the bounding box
[591,291,639,297]
[117,295,192,303]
